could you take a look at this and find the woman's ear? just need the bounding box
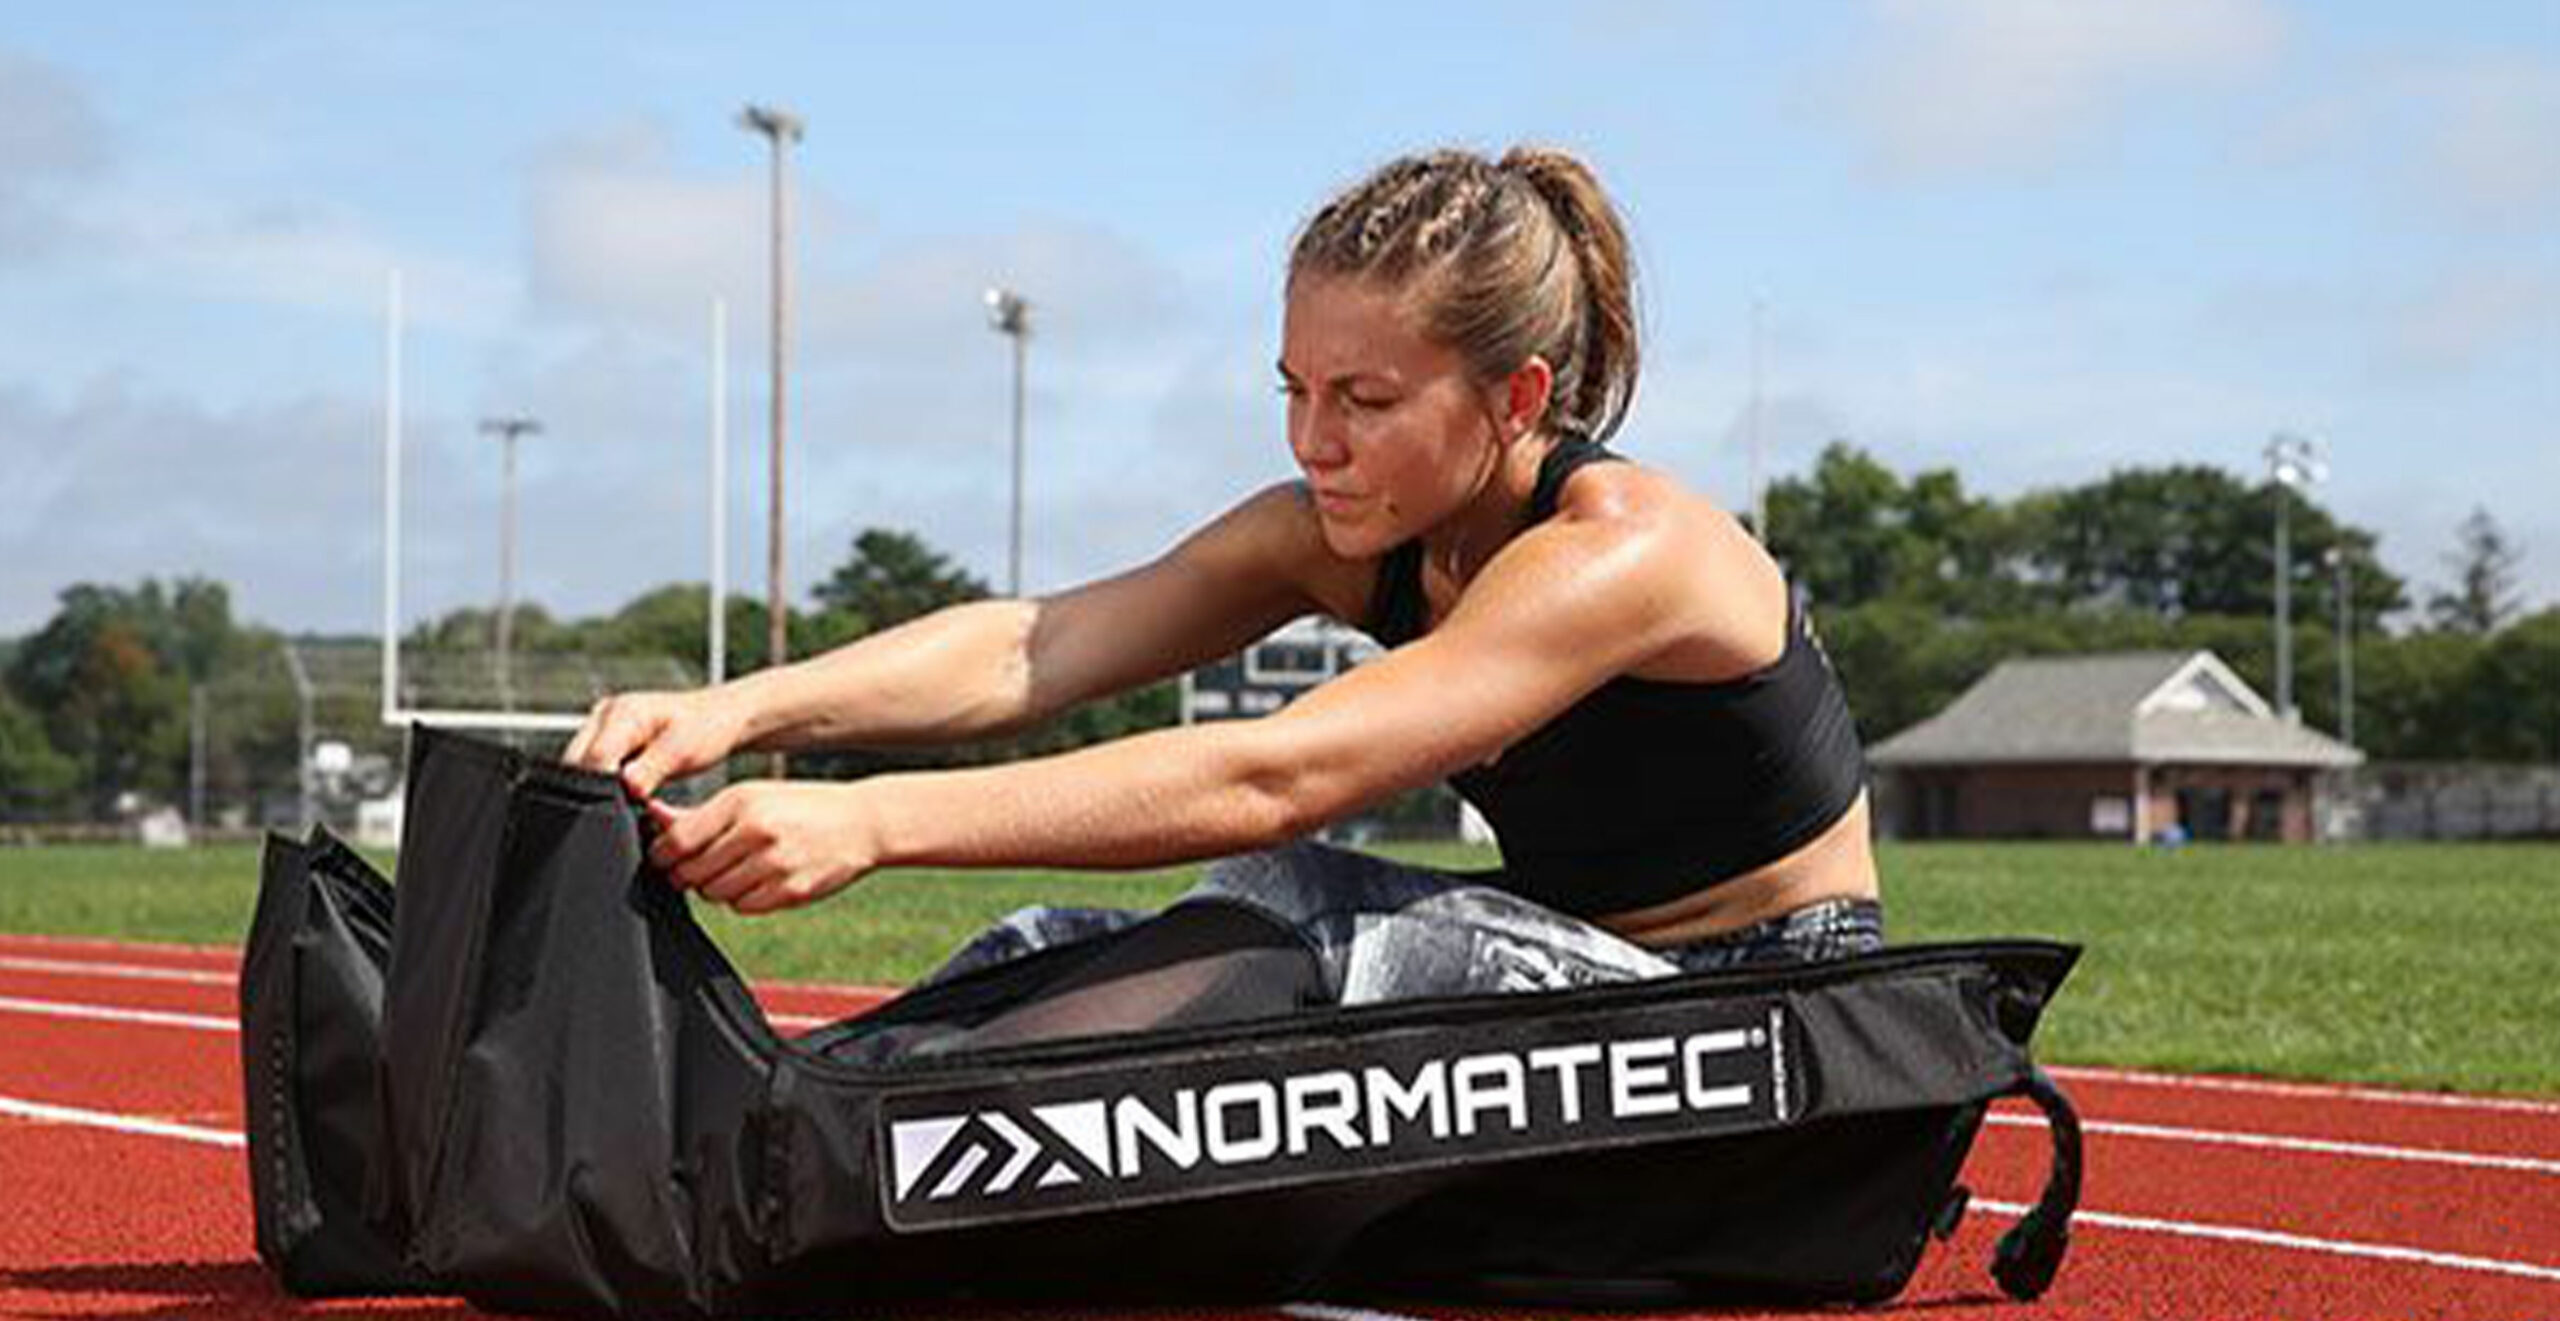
[1502,356,1555,441]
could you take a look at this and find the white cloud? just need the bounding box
[0,381,407,635]
[1836,0,2283,178]
[0,49,109,178]
[2233,46,2560,233]
[1671,284,2558,614]
[0,46,505,329]
[525,120,1193,368]
[0,343,774,639]
[0,48,112,262]
[2382,262,2560,381]
[506,125,1238,604]
[2415,55,2560,227]
[90,190,512,332]
[526,122,795,335]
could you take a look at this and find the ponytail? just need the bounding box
[1497,147,1640,442]
[1289,145,1642,443]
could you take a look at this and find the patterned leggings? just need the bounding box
[922,839,1885,1006]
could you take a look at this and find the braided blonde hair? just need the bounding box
[1289,146,1640,442]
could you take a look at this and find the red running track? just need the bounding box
[2,930,2554,1321]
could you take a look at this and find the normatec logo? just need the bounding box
[883,1004,1790,1230]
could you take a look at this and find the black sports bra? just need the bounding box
[1364,438,1867,919]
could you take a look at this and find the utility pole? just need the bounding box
[985,287,1031,597]
[480,415,541,710]
[738,103,804,779]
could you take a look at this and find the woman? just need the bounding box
[566,145,1879,1023]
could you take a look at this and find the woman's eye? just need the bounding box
[1346,393,1393,412]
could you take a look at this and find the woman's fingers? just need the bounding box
[566,696,700,792]
[671,822,767,897]
[643,783,861,917]
[651,791,784,906]
[620,740,687,799]
[730,878,805,916]
[570,701,652,774]
[563,700,607,767]
[696,852,779,906]
[647,794,725,870]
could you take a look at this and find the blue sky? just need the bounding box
[2,1,2553,639]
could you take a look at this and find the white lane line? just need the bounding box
[0,955,235,987]
[4,973,2551,1293]
[0,995,235,1033]
[0,1093,245,1149]
[1280,1305,1433,1321]
[1974,1198,2560,1283]
[0,992,847,1037]
[0,935,899,1003]
[11,1085,2555,1291]
[0,932,240,967]
[1986,1112,2560,1175]
[2049,1065,2560,1117]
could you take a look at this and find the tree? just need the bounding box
[2019,466,2256,615]
[579,584,733,670]
[2427,507,2523,634]
[162,578,245,680]
[1762,444,2026,614]
[790,528,1191,780]
[4,581,225,817]
[0,688,78,822]
[2008,466,2406,628]
[811,528,992,634]
[2465,608,2560,761]
[404,603,574,654]
[2351,628,2484,759]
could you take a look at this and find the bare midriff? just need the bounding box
[1599,792,1881,949]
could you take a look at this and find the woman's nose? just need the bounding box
[1289,403,1348,471]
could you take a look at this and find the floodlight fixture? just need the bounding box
[2264,431,2327,722]
[737,104,804,143]
[984,286,1032,596]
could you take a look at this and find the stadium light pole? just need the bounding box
[984,287,1031,597]
[2264,432,2324,724]
[480,414,542,711]
[739,103,803,779]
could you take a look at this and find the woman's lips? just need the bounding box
[1312,488,1364,512]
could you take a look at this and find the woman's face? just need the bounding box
[1278,274,1506,560]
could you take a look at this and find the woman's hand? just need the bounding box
[642,782,880,916]
[565,689,752,798]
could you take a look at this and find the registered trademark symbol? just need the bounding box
[1748,1028,1767,1047]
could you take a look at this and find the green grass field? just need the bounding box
[3,840,2552,1095]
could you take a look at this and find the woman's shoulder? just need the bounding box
[1544,454,1792,681]
[1545,451,1746,568]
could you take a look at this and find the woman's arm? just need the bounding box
[652,498,1721,912]
[571,483,1329,792]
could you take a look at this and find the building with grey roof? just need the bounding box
[1869,650,2361,842]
